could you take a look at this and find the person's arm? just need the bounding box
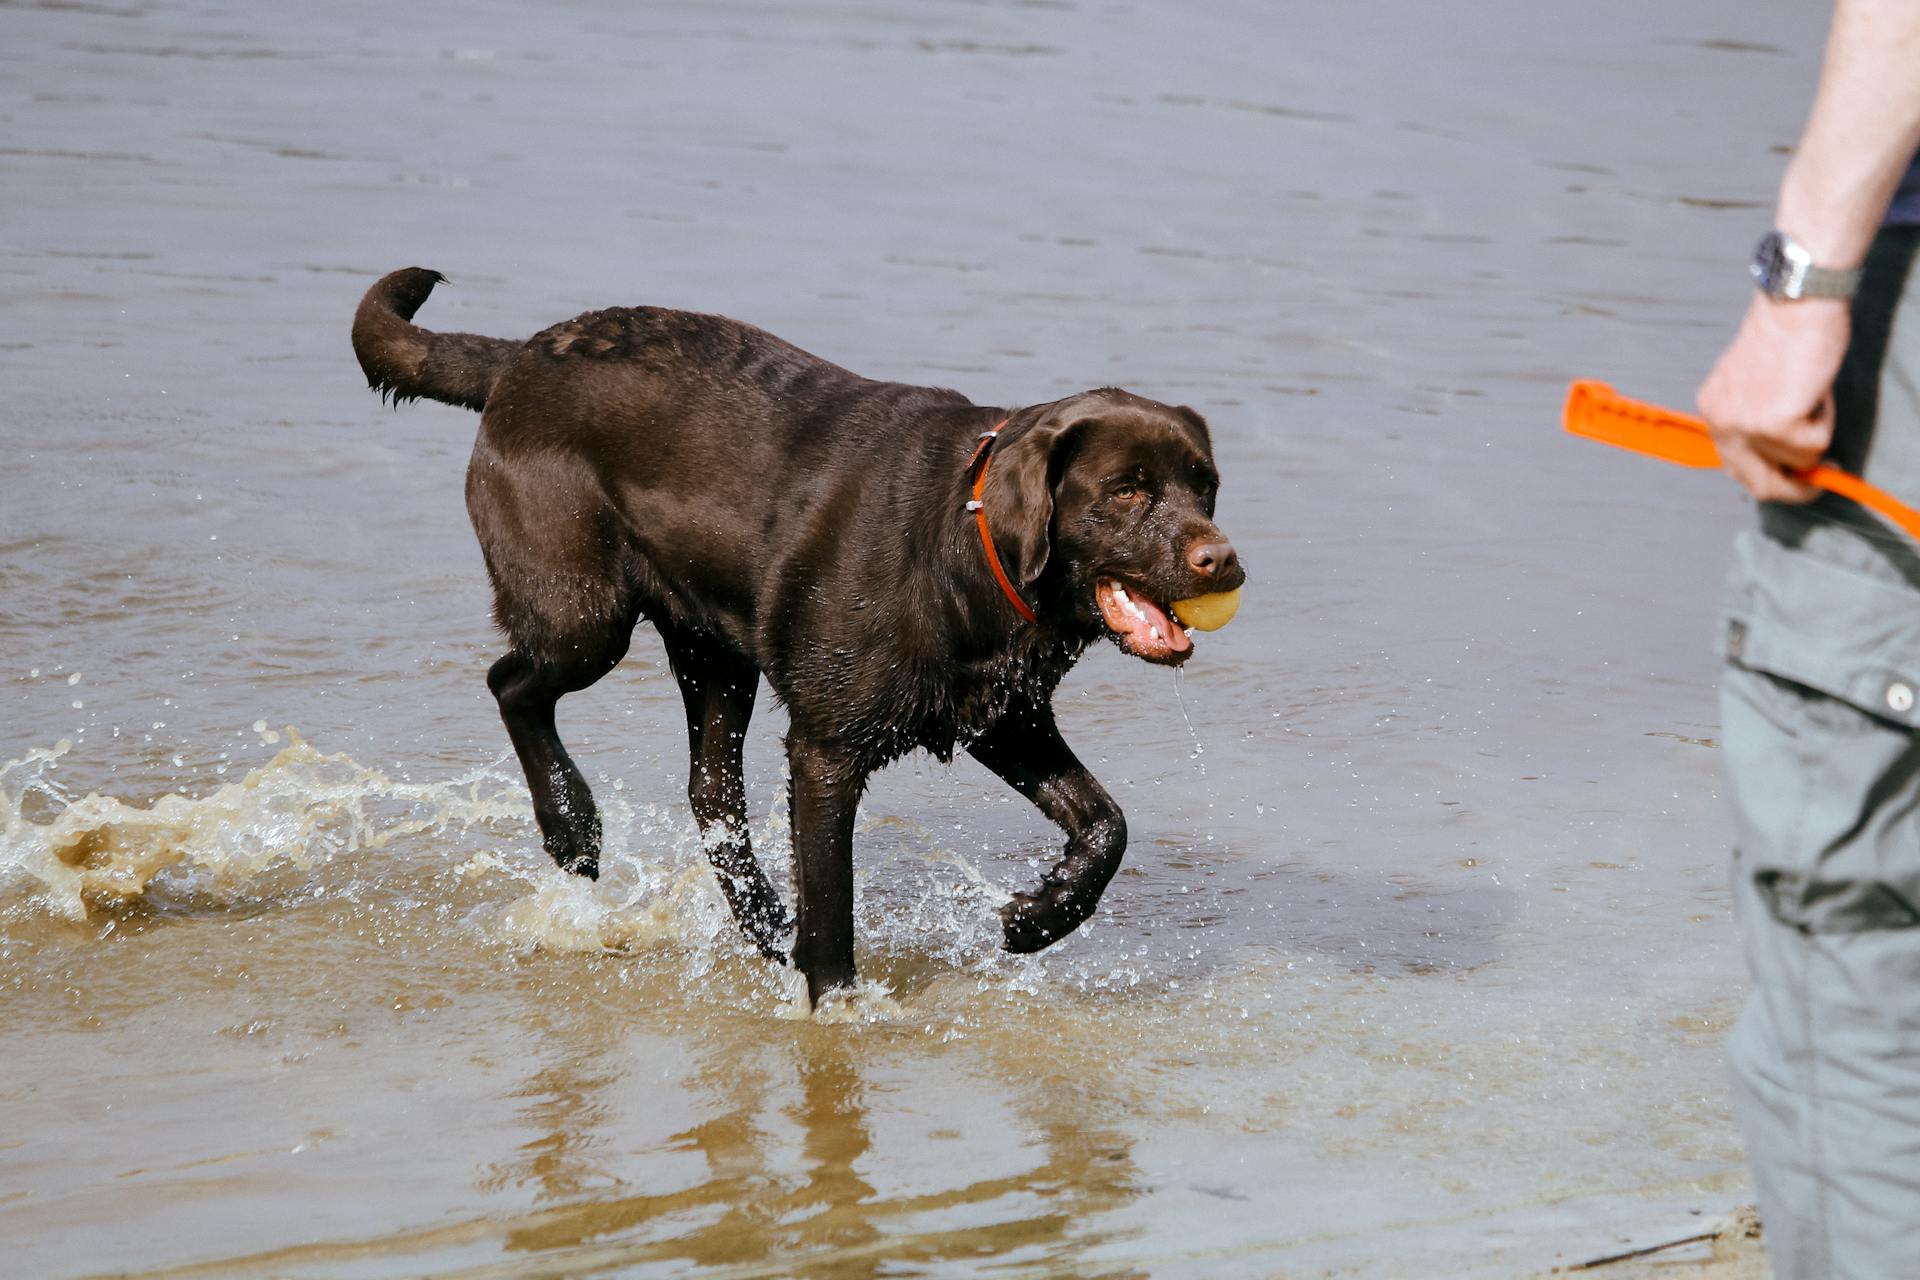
[1696,0,1920,504]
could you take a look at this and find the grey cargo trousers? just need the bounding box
[1720,225,1920,1279]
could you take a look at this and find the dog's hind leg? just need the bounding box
[965,701,1128,954]
[468,442,637,880]
[657,621,790,959]
[488,641,629,879]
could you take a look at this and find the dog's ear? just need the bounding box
[984,409,1078,590]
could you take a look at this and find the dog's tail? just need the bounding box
[351,268,519,412]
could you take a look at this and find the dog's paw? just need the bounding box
[1000,893,1082,953]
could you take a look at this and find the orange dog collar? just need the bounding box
[964,420,1040,625]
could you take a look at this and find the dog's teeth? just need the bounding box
[1150,624,1161,641]
[1112,585,1131,604]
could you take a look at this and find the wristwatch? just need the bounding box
[1750,229,1862,301]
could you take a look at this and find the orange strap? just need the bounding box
[965,421,1039,624]
[1563,379,1920,543]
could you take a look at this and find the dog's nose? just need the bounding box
[1187,538,1238,580]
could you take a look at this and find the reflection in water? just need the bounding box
[496,1030,1141,1278]
[105,1007,1141,1280]
[478,1059,619,1203]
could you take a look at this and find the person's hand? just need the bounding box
[1696,293,1852,503]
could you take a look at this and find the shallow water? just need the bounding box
[2,1,1821,1275]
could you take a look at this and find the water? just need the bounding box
[2,0,1815,1274]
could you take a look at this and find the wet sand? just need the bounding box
[2,0,1827,1275]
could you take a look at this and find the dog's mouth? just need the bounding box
[1094,578,1193,665]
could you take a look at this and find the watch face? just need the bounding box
[1750,231,1787,294]
[1751,230,1822,299]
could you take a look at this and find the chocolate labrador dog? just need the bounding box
[351,268,1244,1002]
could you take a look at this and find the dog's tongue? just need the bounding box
[1128,595,1188,654]
[1098,580,1191,658]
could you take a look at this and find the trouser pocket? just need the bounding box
[1722,530,1920,933]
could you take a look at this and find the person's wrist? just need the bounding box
[1747,291,1850,357]
[1754,291,1849,322]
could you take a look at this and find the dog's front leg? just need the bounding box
[786,737,868,1004]
[966,703,1128,954]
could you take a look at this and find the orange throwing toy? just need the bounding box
[1563,379,1920,543]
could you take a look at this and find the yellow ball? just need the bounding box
[1171,587,1241,632]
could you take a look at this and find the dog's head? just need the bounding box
[983,388,1245,667]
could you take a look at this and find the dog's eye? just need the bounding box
[1113,483,1144,501]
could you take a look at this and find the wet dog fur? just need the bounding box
[351,268,1244,1003]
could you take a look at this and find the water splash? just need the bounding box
[0,731,1157,1021]
[0,729,526,922]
